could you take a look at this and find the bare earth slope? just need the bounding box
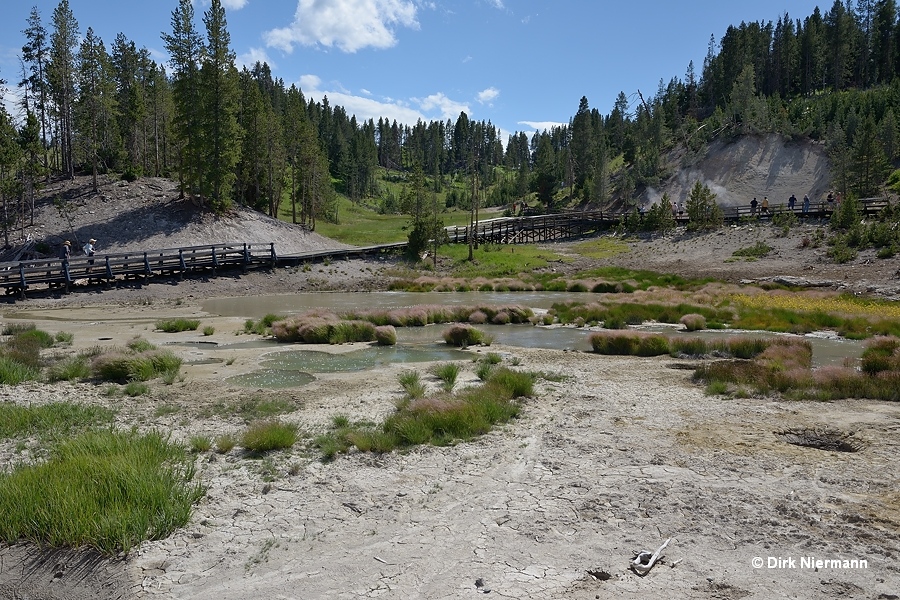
[643,133,833,208]
[16,175,347,258]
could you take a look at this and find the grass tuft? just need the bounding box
[155,318,200,333]
[241,420,298,453]
[0,429,204,555]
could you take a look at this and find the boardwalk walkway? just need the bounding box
[0,198,889,299]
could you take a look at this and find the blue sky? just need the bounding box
[1,0,827,140]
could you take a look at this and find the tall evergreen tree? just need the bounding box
[76,27,116,192]
[48,0,79,179]
[163,0,204,198]
[850,114,888,196]
[198,0,241,211]
[21,7,51,181]
[0,85,23,246]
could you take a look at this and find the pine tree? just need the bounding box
[850,114,888,196]
[531,133,557,211]
[199,0,241,211]
[48,0,79,179]
[0,89,23,246]
[21,7,51,181]
[163,0,204,199]
[570,96,592,195]
[111,34,146,176]
[76,27,117,192]
[685,180,723,230]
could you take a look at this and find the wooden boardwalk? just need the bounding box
[449,197,891,245]
[0,197,890,299]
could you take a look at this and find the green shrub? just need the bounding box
[680,313,707,331]
[635,335,671,356]
[45,355,92,383]
[92,350,181,383]
[215,434,236,454]
[202,326,215,336]
[124,381,150,397]
[374,325,397,346]
[442,324,484,347]
[723,337,771,359]
[241,420,298,452]
[155,318,200,333]
[475,361,494,381]
[432,363,461,392]
[828,241,857,263]
[483,352,503,365]
[398,371,426,398]
[2,322,36,336]
[487,368,534,398]
[732,242,773,258]
[602,315,627,329]
[860,336,900,375]
[0,402,114,439]
[669,337,709,357]
[4,334,47,369]
[590,331,638,354]
[0,429,203,554]
[54,331,74,345]
[0,356,41,385]
[127,337,155,353]
[190,435,213,453]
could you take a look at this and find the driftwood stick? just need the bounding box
[631,537,671,575]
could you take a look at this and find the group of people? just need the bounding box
[58,238,97,262]
[750,193,815,215]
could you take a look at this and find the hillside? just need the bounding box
[642,133,832,209]
[7,175,347,261]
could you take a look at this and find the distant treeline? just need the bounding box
[2,0,900,236]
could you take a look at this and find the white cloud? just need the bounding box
[519,120,566,132]
[299,75,470,125]
[299,74,322,90]
[417,92,469,121]
[237,47,276,70]
[265,0,419,54]
[486,0,504,8]
[477,87,499,105]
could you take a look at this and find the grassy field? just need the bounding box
[280,195,500,246]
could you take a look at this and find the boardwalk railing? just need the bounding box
[0,243,276,299]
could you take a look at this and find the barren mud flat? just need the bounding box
[1,301,898,599]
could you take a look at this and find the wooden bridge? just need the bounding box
[449,197,891,246]
[0,197,890,299]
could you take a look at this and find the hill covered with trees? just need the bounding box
[3,0,900,245]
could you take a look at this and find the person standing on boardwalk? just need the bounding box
[788,194,796,211]
[83,238,97,269]
[761,196,769,214]
[750,197,758,215]
[59,240,71,261]
[802,194,810,214]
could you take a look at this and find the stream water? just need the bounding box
[199,292,865,388]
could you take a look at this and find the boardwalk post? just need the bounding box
[105,256,114,286]
[269,243,276,266]
[18,264,26,300]
[62,262,71,294]
[142,253,151,282]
